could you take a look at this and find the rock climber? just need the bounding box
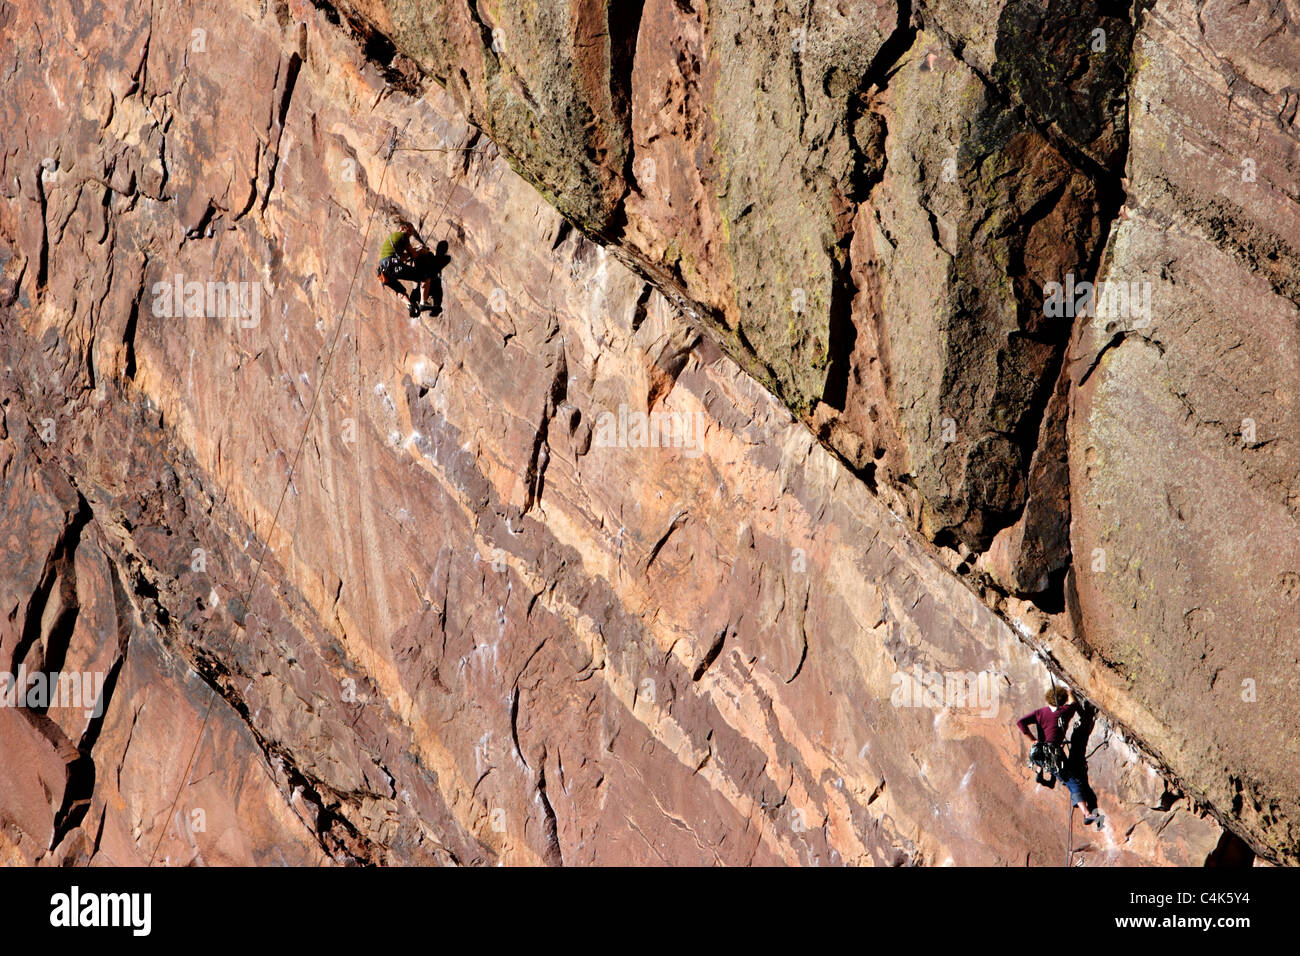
[1017,685,1104,828]
[1018,685,1076,786]
[376,217,447,318]
[1059,704,1104,829]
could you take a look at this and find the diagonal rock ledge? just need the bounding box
[0,0,1288,864]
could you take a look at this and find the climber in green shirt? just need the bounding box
[378,228,410,262]
[377,218,444,318]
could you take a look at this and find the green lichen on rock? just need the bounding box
[878,32,1111,548]
[700,2,890,416]
[338,0,1131,549]
[991,0,1132,168]
[382,0,637,235]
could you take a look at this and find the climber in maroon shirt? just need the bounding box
[1018,685,1104,827]
[1018,686,1076,785]
[1018,685,1077,747]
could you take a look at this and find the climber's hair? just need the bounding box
[1045,686,1068,707]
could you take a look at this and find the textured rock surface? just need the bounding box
[319,0,1299,861]
[1066,0,1300,861]
[0,0,1291,865]
[331,0,1133,550]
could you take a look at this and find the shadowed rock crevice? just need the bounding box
[309,0,424,94]
[12,493,90,678]
[534,752,563,866]
[604,0,646,235]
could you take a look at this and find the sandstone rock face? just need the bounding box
[0,0,1289,866]
[863,23,1110,548]
[1066,0,1300,860]
[332,0,1132,551]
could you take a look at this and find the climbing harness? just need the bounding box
[1029,740,1066,779]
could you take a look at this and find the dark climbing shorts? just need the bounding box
[378,255,419,281]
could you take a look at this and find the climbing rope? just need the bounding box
[148,118,433,866]
[1066,797,1075,867]
[345,119,412,713]
[417,146,503,340]
[349,130,489,681]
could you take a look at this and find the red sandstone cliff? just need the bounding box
[0,0,1293,865]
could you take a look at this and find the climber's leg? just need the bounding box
[418,278,437,314]
[1062,771,1102,826]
